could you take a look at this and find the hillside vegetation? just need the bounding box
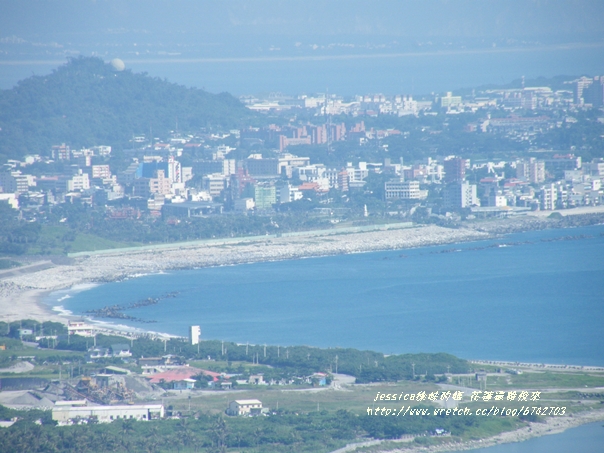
[0,56,257,161]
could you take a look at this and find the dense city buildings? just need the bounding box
[1,75,603,232]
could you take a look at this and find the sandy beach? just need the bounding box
[0,282,62,323]
[0,224,492,324]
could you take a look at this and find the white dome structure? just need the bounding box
[110,58,125,71]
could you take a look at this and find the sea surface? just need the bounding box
[2,45,604,94]
[49,224,604,366]
[464,421,604,453]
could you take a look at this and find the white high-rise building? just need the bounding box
[168,156,182,183]
[189,325,201,345]
[444,181,479,209]
[540,184,558,210]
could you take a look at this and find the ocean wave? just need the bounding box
[52,305,73,316]
[125,270,168,279]
[126,273,150,279]
[45,282,101,307]
[70,282,101,292]
[82,317,178,338]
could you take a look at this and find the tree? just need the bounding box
[208,416,228,453]
[0,56,258,161]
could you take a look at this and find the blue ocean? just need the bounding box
[468,422,604,453]
[50,225,604,366]
[3,45,604,94]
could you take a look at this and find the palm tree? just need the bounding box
[97,430,116,452]
[209,416,228,453]
[170,433,184,453]
[120,418,136,452]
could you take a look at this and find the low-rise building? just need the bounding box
[162,201,223,218]
[234,197,255,211]
[52,401,164,424]
[385,180,422,200]
[110,344,132,358]
[91,165,112,179]
[226,399,264,416]
[66,171,90,192]
[0,193,19,209]
[278,184,303,204]
[173,378,196,390]
[248,374,265,385]
[202,173,228,197]
[88,347,111,361]
[68,321,95,337]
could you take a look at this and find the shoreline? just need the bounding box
[1,223,494,325]
[338,410,604,453]
[1,216,603,451]
[1,214,603,328]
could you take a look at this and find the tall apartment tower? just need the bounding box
[528,159,546,184]
[444,181,479,209]
[574,76,594,105]
[189,326,201,345]
[540,184,557,211]
[583,76,604,108]
[443,157,466,184]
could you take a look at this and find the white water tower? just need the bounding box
[189,325,201,345]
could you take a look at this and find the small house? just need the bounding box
[308,372,328,386]
[173,378,196,390]
[111,344,132,358]
[88,347,111,361]
[248,374,265,385]
[226,399,264,416]
[475,372,487,382]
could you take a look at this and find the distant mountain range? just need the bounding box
[0,57,257,161]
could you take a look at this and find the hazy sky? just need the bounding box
[2,0,604,43]
[2,1,603,93]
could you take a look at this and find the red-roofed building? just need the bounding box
[503,178,529,188]
[146,367,223,390]
[147,367,201,384]
[298,182,328,194]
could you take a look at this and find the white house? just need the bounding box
[226,399,264,416]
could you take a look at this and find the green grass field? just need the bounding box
[27,225,138,255]
[167,380,440,415]
[482,371,604,389]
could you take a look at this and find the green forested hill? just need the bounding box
[0,57,257,161]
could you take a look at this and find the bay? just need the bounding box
[51,225,604,366]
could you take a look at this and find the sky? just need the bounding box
[1,1,603,94]
[2,1,604,45]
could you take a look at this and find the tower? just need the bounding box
[189,325,201,345]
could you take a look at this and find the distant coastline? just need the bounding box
[2,208,604,328]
